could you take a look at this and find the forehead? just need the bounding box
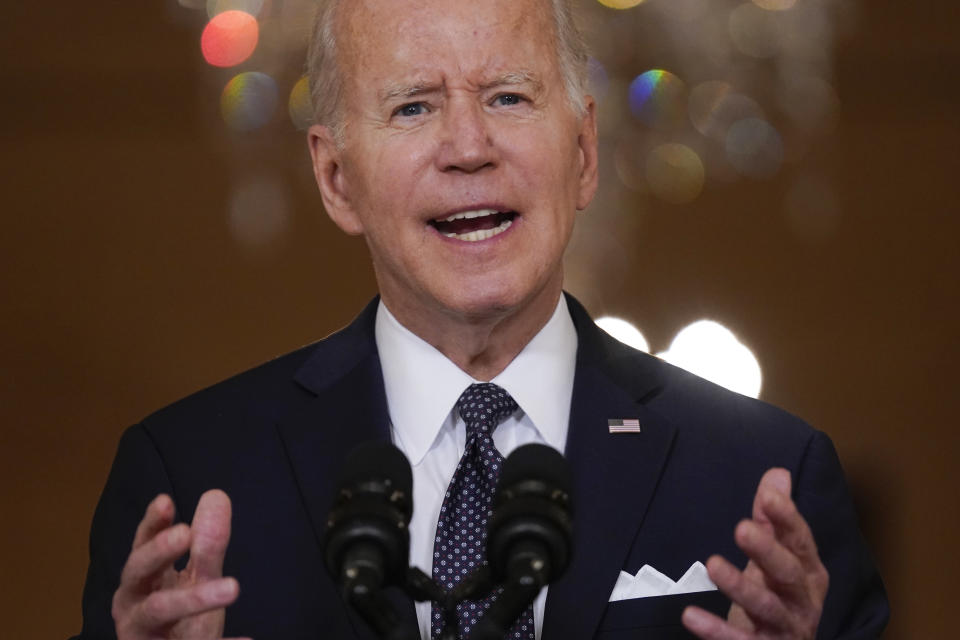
[337,0,558,89]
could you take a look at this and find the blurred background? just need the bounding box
[0,0,955,636]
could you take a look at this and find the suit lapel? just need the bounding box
[542,296,678,638]
[277,298,419,639]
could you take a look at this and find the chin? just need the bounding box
[434,276,554,322]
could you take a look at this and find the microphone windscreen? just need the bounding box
[339,440,413,497]
[500,443,571,495]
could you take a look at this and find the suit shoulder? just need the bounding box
[605,339,817,452]
[140,300,380,437]
[141,342,319,434]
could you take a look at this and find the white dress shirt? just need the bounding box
[375,296,578,640]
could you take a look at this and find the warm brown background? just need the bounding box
[0,0,956,638]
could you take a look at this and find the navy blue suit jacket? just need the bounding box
[75,295,888,639]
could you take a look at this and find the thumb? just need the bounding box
[187,489,232,580]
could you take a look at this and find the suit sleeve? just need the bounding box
[794,430,889,639]
[71,424,177,640]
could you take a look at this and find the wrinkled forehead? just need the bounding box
[335,0,558,87]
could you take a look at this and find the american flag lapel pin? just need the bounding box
[608,418,642,434]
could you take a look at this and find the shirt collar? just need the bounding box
[375,296,578,464]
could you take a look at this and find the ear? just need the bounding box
[575,97,599,211]
[307,124,365,235]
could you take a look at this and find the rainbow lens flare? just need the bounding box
[629,69,686,130]
[221,72,278,132]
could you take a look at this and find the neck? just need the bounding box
[380,281,563,381]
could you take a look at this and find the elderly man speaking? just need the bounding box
[74,0,888,639]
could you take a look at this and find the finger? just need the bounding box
[128,577,240,631]
[682,605,749,640]
[119,523,192,596]
[734,519,807,592]
[186,489,232,580]
[751,468,791,526]
[131,494,175,550]
[706,555,794,630]
[756,484,823,572]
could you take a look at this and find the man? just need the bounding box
[75,0,888,638]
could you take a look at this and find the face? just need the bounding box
[309,0,598,326]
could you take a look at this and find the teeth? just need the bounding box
[448,218,513,242]
[438,208,499,223]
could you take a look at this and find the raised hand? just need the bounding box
[111,489,249,640]
[682,468,829,640]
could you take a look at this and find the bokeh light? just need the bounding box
[229,175,290,251]
[596,0,646,9]
[629,70,687,130]
[646,143,705,204]
[201,10,259,68]
[207,0,265,19]
[729,3,782,59]
[595,317,650,352]
[688,81,764,141]
[221,72,278,132]
[725,118,783,179]
[288,75,313,130]
[752,0,797,10]
[658,321,762,398]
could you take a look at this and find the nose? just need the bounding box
[435,98,497,174]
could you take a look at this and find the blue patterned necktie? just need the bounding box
[431,383,536,640]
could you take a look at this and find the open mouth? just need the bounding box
[429,208,516,242]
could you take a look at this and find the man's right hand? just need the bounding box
[111,489,248,640]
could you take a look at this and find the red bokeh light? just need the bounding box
[201,10,259,68]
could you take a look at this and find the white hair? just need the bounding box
[306,0,589,144]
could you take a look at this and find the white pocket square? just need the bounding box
[609,561,717,601]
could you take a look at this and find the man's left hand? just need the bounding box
[682,468,829,640]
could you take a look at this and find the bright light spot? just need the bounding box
[688,81,765,141]
[201,10,259,68]
[221,72,278,132]
[646,143,705,204]
[629,69,687,131]
[657,321,762,398]
[596,0,646,9]
[229,175,290,251]
[595,317,650,352]
[725,118,783,180]
[752,0,797,10]
[207,0,265,19]
[288,75,313,130]
[729,3,782,59]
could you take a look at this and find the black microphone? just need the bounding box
[469,443,574,640]
[322,441,417,640]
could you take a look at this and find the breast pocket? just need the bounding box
[594,591,730,639]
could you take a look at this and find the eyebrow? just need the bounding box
[479,70,543,93]
[379,70,543,104]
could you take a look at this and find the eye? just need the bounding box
[395,102,427,117]
[494,93,525,107]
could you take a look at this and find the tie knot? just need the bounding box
[456,382,518,437]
